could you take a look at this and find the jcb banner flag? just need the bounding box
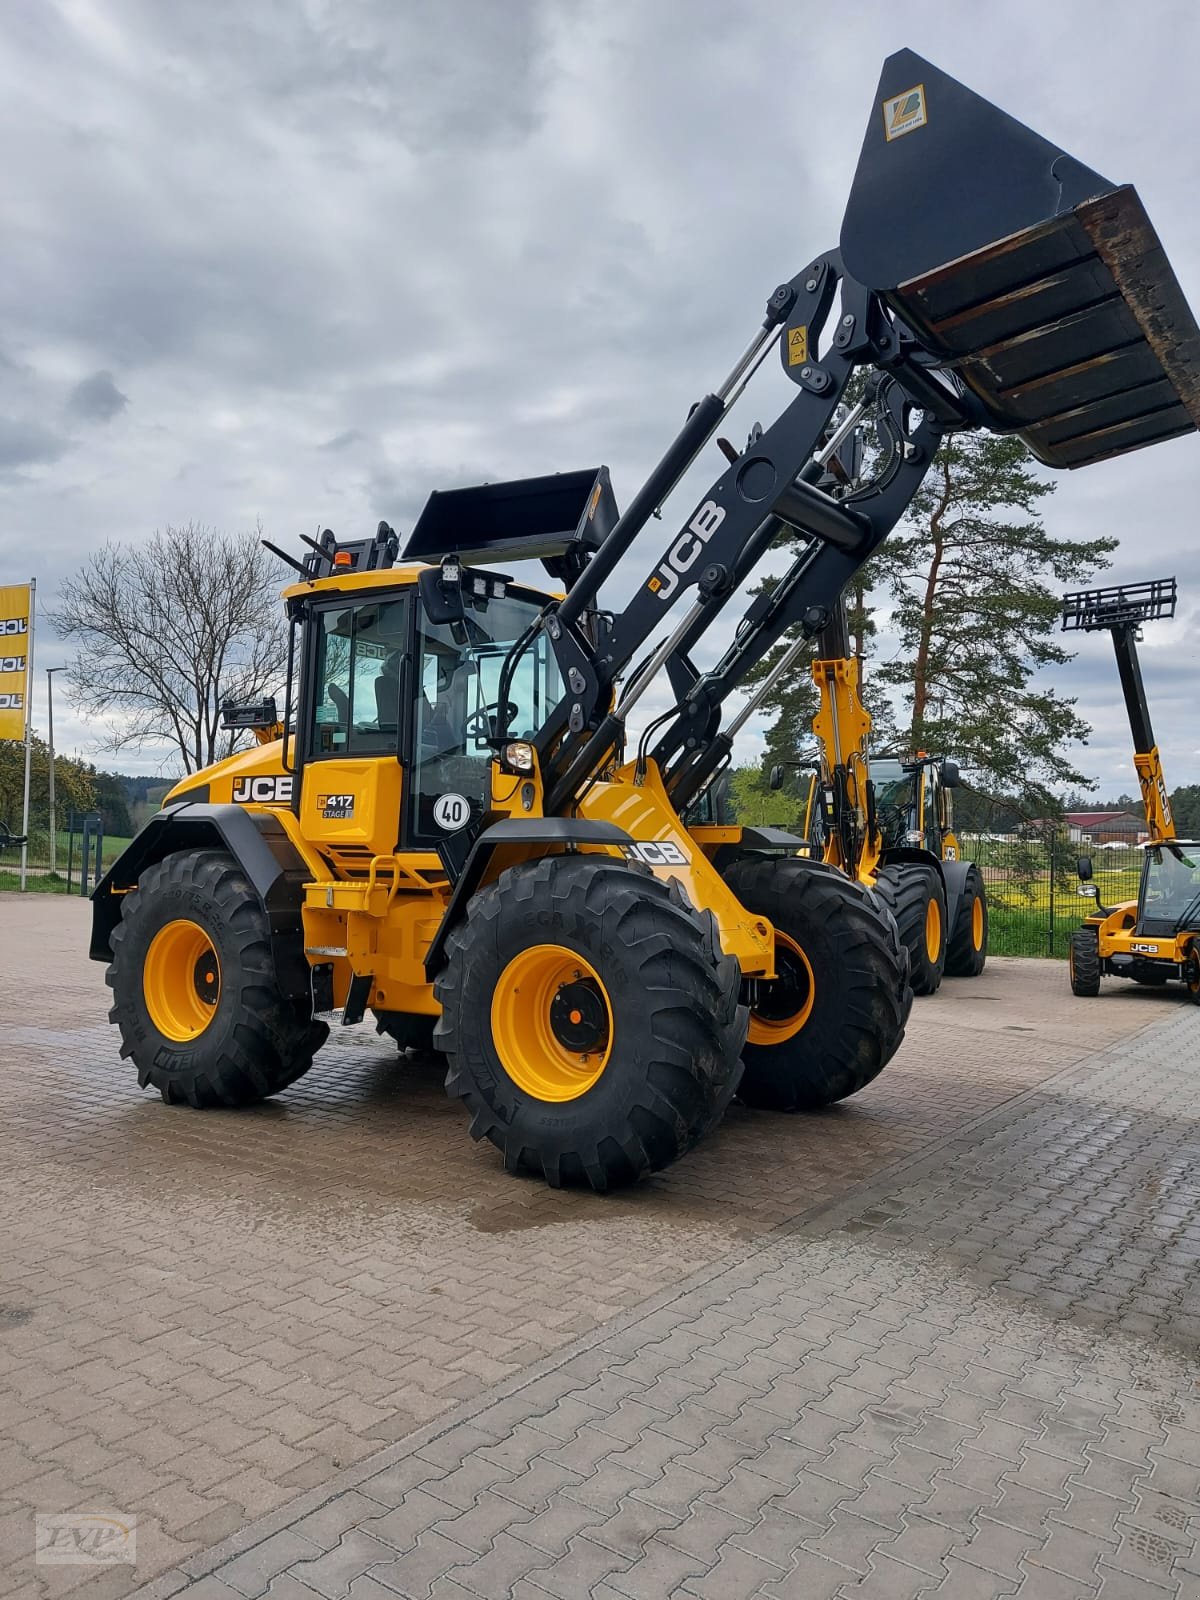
[0,585,32,740]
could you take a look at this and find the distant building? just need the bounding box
[1061,811,1147,845]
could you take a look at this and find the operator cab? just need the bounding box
[1138,840,1200,937]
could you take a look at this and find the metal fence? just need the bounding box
[963,833,1140,959]
[0,815,108,895]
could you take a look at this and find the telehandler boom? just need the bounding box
[92,52,1200,1187]
[1064,579,1200,1000]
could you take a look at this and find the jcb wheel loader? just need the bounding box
[772,600,985,995]
[1063,579,1200,1002]
[91,51,1200,1188]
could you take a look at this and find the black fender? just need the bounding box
[424,817,634,977]
[90,802,313,1000]
[710,826,807,871]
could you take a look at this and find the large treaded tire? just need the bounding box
[874,862,947,995]
[722,855,912,1111]
[374,1011,438,1053]
[107,849,326,1106]
[945,864,988,978]
[1068,928,1102,997]
[433,855,747,1191]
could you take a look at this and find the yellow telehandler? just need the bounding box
[91,51,1200,1186]
[1065,579,1200,1001]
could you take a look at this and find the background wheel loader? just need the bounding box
[1063,579,1200,1002]
[765,596,987,995]
[92,50,1200,1188]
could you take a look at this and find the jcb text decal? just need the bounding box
[232,775,294,805]
[647,500,726,601]
[622,841,688,867]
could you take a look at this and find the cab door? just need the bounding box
[299,593,411,870]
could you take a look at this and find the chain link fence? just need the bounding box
[964,832,1141,958]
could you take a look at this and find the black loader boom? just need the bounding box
[468,48,1200,826]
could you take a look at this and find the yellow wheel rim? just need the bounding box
[925,897,942,964]
[491,944,612,1102]
[144,919,221,1042]
[971,894,984,950]
[748,930,815,1046]
[1187,955,1200,995]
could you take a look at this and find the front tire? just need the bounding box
[874,862,947,995]
[722,856,911,1111]
[434,855,747,1191]
[1068,928,1102,997]
[107,849,326,1106]
[945,865,988,978]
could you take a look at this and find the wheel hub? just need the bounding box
[549,980,609,1055]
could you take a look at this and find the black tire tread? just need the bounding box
[374,1011,438,1053]
[874,862,947,996]
[1069,927,1102,997]
[107,849,323,1107]
[945,864,988,979]
[723,855,911,1111]
[433,854,746,1191]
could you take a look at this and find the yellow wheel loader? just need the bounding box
[91,51,1200,1187]
[767,596,987,996]
[1064,579,1200,1002]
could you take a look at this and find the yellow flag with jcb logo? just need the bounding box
[0,585,32,740]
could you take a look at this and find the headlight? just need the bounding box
[504,742,534,771]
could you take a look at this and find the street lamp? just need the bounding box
[46,667,65,878]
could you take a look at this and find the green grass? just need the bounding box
[0,871,75,894]
[987,904,1083,959]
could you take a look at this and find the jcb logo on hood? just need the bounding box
[1,618,28,636]
[647,500,725,601]
[232,775,293,805]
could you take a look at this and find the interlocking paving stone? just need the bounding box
[4,898,1200,1599]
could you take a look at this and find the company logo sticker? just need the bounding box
[883,84,927,141]
[232,775,294,805]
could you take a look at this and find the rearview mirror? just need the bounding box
[768,765,784,792]
[941,760,961,788]
[1076,855,1093,881]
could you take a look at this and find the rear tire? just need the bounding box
[722,856,911,1111]
[945,865,988,978]
[434,855,747,1191]
[1069,928,1102,997]
[374,1011,438,1053]
[1185,950,1200,1005]
[874,862,947,996]
[107,849,326,1106]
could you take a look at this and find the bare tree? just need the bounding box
[51,523,290,773]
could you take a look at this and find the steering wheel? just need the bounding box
[465,699,520,742]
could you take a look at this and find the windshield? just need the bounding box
[872,759,917,842]
[1139,843,1200,928]
[412,591,562,841]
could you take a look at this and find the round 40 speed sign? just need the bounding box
[432,793,471,832]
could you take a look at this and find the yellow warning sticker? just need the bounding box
[883,83,927,141]
[787,326,808,367]
[647,576,662,592]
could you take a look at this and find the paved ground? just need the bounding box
[0,895,1196,1600]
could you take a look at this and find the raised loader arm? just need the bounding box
[1062,578,1179,842]
[527,49,1200,822]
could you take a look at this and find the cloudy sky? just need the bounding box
[2,0,1199,796]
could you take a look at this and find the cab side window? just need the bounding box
[311,599,408,758]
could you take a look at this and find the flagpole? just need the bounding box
[19,578,35,892]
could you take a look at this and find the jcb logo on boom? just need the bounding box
[1,618,28,636]
[232,775,293,805]
[0,656,26,674]
[647,500,726,601]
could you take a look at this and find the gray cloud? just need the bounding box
[67,370,128,423]
[1,0,1198,783]
[0,417,68,472]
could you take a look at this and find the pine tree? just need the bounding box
[875,433,1117,797]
